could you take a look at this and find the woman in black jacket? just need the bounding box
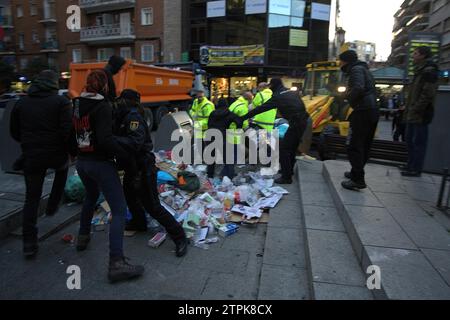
[72,70,144,283]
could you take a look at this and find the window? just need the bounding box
[19,33,25,51]
[30,2,37,16]
[97,48,114,61]
[120,47,132,59]
[17,5,23,18]
[141,8,153,26]
[20,58,28,70]
[72,49,82,63]
[32,30,39,43]
[141,44,154,62]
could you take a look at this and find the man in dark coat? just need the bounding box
[339,50,379,191]
[10,70,73,258]
[238,78,310,185]
[401,46,439,177]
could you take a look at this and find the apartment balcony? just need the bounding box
[41,40,59,53]
[80,23,135,44]
[0,15,14,29]
[38,6,57,24]
[79,0,136,14]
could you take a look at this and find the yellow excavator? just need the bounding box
[298,61,352,156]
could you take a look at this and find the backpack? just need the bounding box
[72,98,101,153]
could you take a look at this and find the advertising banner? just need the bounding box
[200,45,265,66]
[246,0,267,15]
[407,32,441,79]
[207,0,226,18]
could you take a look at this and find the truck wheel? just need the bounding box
[154,106,169,129]
[144,109,154,132]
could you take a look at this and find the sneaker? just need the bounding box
[108,257,145,283]
[76,234,91,252]
[23,242,38,259]
[274,177,293,185]
[175,237,189,258]
[341,180,367,191]
[401,171,422,177]
[344,172,353,180]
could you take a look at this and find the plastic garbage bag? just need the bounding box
[157,170,177,185]
[64,173,85,203]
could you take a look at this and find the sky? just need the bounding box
[329,0,405,61]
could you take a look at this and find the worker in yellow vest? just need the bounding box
[226,92,253,145]
[189,88,215,140]
[251,82,277,132]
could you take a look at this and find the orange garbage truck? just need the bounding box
[68,60,195,131]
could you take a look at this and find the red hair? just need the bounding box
[85,69,109,95]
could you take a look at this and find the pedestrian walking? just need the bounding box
[10,70,73,258]
[402,46,439,177]
[71,70,144,283]
[339,50,379,191]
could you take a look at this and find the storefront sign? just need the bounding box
[311,3,331,21]
[407,33,441,79]
[269,0,291,16]
[207,0,226,18]
[289,29,308,47]
[200,45,265,66]
[246,0,267,15]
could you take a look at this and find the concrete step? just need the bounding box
[297,159,374,300]
[10,202,82,242]
[257,178,310,300]
[323,160,450,300]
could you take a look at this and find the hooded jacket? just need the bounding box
[71,93,128,162]
[404,60,438,124]
[341,61,377,112]
[10,82,72,166]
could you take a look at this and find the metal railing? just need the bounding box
[41,40,59,50]
[80,23,135,41]
[80,0,135,6]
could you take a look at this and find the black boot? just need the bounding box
[341,180,367,191]
[344,172,353,180]
[23,242,39,259]
[76,234,91,252]
[108,257,145,283]
[275,177,293,185]
[174,237,188,258]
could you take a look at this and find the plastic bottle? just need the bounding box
[234,191,241,204]
[223,196,232,211]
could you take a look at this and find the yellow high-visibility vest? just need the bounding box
[252,88,277,133]
[189,97,215,139]
[227,96,249,144]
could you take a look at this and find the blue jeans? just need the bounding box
[76,160,127,259]
[406,123,429,173]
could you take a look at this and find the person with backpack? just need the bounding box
[113,89,188,257]
[9,70,73,258]
[71,70,144,283]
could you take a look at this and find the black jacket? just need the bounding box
[208,108,242,134]
[341,61,377,112]
[10,88,72,165]
[114,101,155,169]
[243,87,309,123]
[71,93,128,162]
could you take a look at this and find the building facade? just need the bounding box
[186,0,332,99]
[390,0,432,68]
[346,40,376,63]
[428,0,450,73]
[0,0,16,67]
[7,0,183,78]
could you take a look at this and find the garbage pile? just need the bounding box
[153,152,290,250]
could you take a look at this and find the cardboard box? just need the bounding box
[218,223,239,237]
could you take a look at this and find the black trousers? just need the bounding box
[280,118,308,180]
[22,159,68,243]
[347,109,379,183]
[123,160,185,241]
